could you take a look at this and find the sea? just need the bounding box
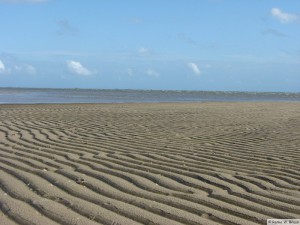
[0,87,300,104]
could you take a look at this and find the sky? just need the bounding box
[0,0,300,92]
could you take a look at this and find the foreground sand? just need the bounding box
[0,102,299,225]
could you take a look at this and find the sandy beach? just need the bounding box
[0,102,299,225]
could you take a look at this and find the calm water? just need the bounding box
[0,88,300,104]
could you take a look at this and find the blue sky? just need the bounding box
[0,0,299,92]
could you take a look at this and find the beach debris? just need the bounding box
[88,214,96,220]
[75,177,86,185]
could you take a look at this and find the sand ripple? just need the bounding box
[0,103,300,225]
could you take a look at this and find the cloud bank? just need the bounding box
[66,60,92,76]
[187,62,201,76]
[271,8,299,23]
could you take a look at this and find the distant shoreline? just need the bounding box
[1,86,299,94]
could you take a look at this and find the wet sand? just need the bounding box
[0,102,299,225]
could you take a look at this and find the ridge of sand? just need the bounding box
[0,102,299,225]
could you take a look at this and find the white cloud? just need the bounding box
[0,55,36,75]
[66,60,92,76]
[146,69,159,77]
[271,8,299,23]
[25,64,36,74]
[127,68,133,76]
[0,60,6,73]
[204,64,212,69]
[187,62,201,76]
[138,47,149,54]
[14,64,36,75]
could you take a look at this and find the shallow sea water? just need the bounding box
[0,88,299,104]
